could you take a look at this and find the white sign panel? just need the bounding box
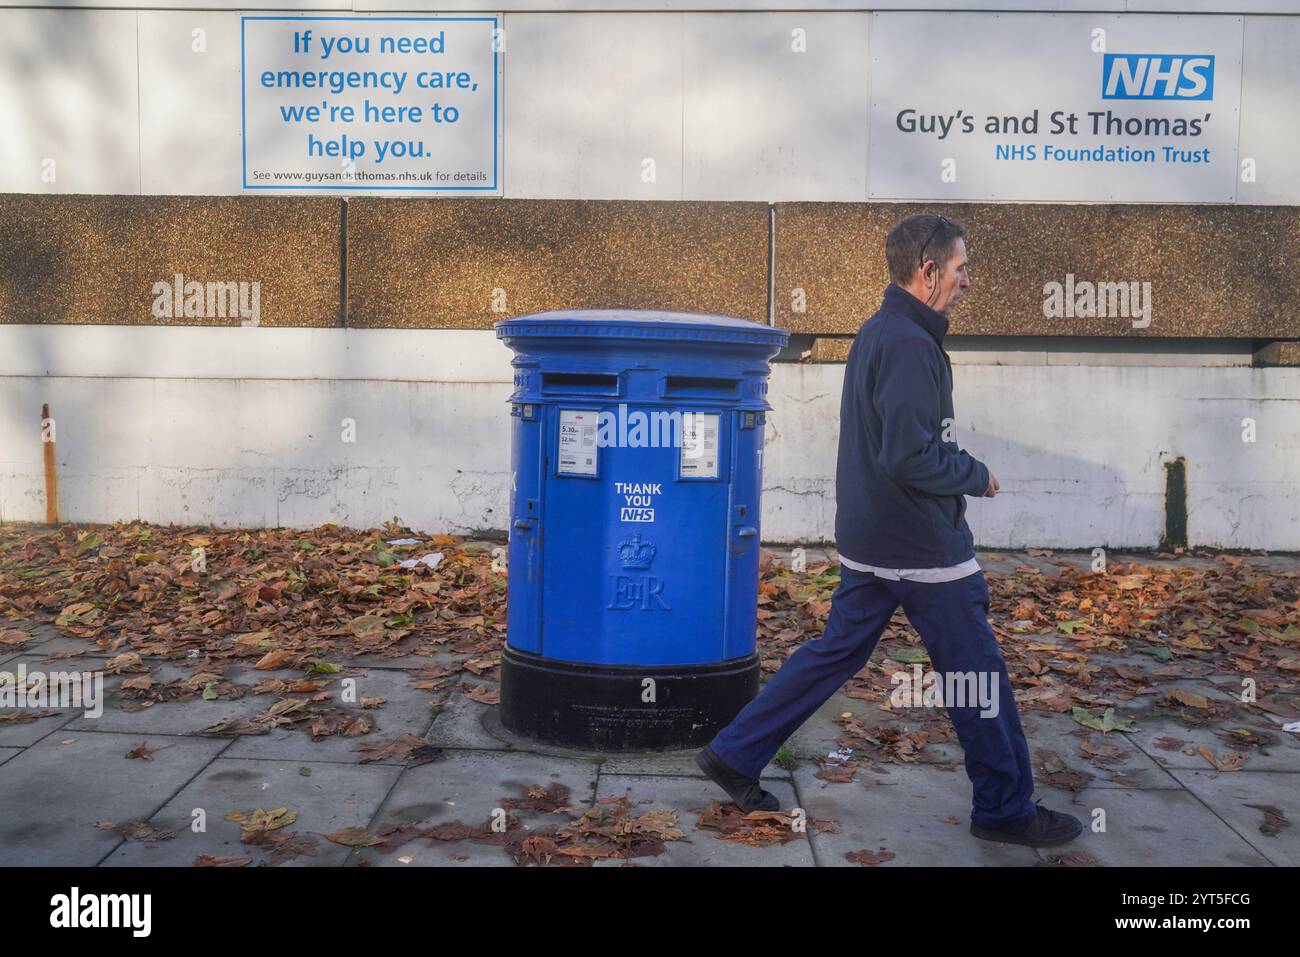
[558,410,598,476]
[868,13,1243,203]
[242,15,502,193]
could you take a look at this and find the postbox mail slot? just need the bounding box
[541,372,620,395]
[663,375,739,398]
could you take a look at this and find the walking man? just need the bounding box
[696,213,1083,847]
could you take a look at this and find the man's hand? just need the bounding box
[984,470,1000,498]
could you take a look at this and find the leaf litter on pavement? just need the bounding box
[4,524,1297,864]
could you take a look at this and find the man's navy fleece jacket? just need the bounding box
[834,283,990,568]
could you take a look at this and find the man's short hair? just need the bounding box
[885,213,967,286]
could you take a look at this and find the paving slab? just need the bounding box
[1188,667,1261,688]
[1084,650,1217,681]
[1201,671,1300,711]
[222,667,441,763]
[1,648,111,672]
[0,730,228,866]
[1105,552,1219,571]
[0,747,24,766]
[1165,769,1300,866]
[1127,710,1300,774]
[793,761,1042,866]
[1210,685,1300,728]
[20,634,115,658]
[1000,552,1068,577]
[476,708,772,779]
[1241,699,1300,728]
[0,709,79,748]
[971,552,1026,575]
[3,623,113,658]
[425,694,513,751]
[784,692,961,767]
[61,661,274,736]
[351,749,602,867]
[600,747,721,777]
[592,772,809,867]
[0,653,117,746]
[1049,786,1273,866]
[336,649,465,671]
[1020,711,1182,789]
[1126,677,1249,709]
[102,757,403,867]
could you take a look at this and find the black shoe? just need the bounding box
[970,799,1083,848]
[694,745,781,813]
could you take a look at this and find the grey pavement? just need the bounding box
[0,549,1296,867]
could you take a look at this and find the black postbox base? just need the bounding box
[499,646,760,751]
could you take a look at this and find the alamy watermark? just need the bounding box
[50,887,150,937]
[890,664,1000,718]
[0,664,103,718]
[151,273,261,326]
[1042,273,1151,329]
[592,404,713,456]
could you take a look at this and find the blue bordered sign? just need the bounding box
[241,16,502,193]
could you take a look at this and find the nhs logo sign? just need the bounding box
[1102,54,1214,100]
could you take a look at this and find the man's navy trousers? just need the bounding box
[708,566,1037,830]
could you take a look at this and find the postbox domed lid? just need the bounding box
[495,309,789,348]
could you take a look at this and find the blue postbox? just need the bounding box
[494,309,788,749]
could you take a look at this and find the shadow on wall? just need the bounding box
[962,440,1167,552]
[753,364,1246,551]
[762,426,1167,551]
[5,9,137,194]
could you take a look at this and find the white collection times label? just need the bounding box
[680,413,720,478]
[557,409,598,476]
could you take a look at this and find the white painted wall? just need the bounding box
[2,326,1296,549]
[1,6,1297,201]
[0,327,516,531]
[763,361,1300,551]
[7,2,1300,15]
[2,4,1295,545]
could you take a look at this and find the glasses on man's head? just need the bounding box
[918,215,953,268]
